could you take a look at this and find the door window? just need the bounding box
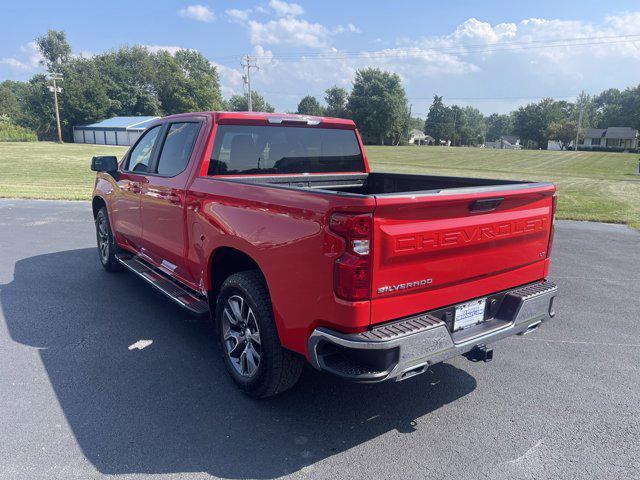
[156,122,201,176]
[126,126,161,173]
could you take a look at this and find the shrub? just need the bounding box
[570,145,640,154]
[0,118,37,142]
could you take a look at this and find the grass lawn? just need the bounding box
[1,142,639,228]
[0,142,128,201]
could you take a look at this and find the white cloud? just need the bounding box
[210,60,244,98]
[0,57,29,70]
[332,23,361,35]
[0,42,42,71]
[212,10,640,115]
[450,18,517,43]
[248,17,332,48]
[226,8,251,22]
[269,0,304,17]
[21,42,43,68]
[143,45,185,55]
[226,2,359,49]
[178,5,215,23]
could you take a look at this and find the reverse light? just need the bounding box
[330,213,373,301]
[352,239,370,255]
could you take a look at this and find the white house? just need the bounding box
[582,127,638,150]
[408,129,434,145]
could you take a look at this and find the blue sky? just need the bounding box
[2,0,640,116]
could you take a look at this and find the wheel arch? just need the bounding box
[208,246,267,304]
[91,195,107,219]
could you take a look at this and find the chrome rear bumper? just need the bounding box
[308,281,558,382]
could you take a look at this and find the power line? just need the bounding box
[213,33,640,64]
[257,90,578,102]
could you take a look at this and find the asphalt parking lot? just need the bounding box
[1,198,639,480]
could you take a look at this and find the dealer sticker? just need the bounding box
[454,298,487,331]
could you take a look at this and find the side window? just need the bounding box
[126,126,161,173]
[156,122,201,176]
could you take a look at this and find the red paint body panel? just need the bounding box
[370,187,554,324]
[93,111,556,360]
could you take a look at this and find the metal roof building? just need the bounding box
[73,116,159,146]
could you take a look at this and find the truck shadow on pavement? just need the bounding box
[2,248,477,479]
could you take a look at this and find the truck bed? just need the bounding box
[221,172,544,197]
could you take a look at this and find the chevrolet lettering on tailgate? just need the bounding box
[394,216,547,253]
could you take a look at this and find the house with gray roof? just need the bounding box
[582,127,638,150]
[485,134,521,150]
[408,129,434,145]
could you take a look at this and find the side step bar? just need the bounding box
[116,254,209,317]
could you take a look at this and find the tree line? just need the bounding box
[1,30,639,148]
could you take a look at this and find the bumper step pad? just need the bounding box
[116,254,209,317]
[358,314,444,342]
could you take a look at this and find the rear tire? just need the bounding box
[95,207,123,272]
[216,271,303,398]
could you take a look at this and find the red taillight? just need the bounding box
[547,193,557,257]
[330,213,372,301]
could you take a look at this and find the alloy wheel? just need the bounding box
[97,215,109,263]
[222,294,262,377]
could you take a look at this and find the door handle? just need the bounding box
[130,183,141,194]
[167,192,182,204]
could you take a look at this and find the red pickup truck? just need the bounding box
[91,111,558,397]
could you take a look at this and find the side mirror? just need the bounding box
[91,155,119,174]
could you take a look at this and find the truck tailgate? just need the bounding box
[370,184,555,324]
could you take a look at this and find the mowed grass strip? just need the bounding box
[0,142,638,228]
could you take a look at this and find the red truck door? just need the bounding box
[138,121,203,286]
[111,125,163,249]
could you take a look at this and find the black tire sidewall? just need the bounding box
[96,207,120,271]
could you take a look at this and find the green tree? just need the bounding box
[425,95,454,143]
[593,86,640,130]
[94,46,161,116]
[228,91,275,112]
[347,68,408,145]
[461,106,485,145]
[297,95,324,116]
[512,98,570,148]
[152,49,223,114]
[55,58,113,136]
[485,113,513,142]
[324,85,349,117]
[35,30,72,70]
[0,81,28,121]
[546,119,577,149]
[18,74,58,139]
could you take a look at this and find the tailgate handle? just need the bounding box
[470,198,503,212]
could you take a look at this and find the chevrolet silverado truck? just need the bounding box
[91,111,558,397]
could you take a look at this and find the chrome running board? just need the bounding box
[116,254,209,317]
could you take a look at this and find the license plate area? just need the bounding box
[453,298,487,331]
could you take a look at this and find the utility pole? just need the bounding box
[241,55,259,112]
[48,72,64,143]
[575,90,585,152]
[407,104,412,145]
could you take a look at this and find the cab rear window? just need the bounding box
[209,125,365,175]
